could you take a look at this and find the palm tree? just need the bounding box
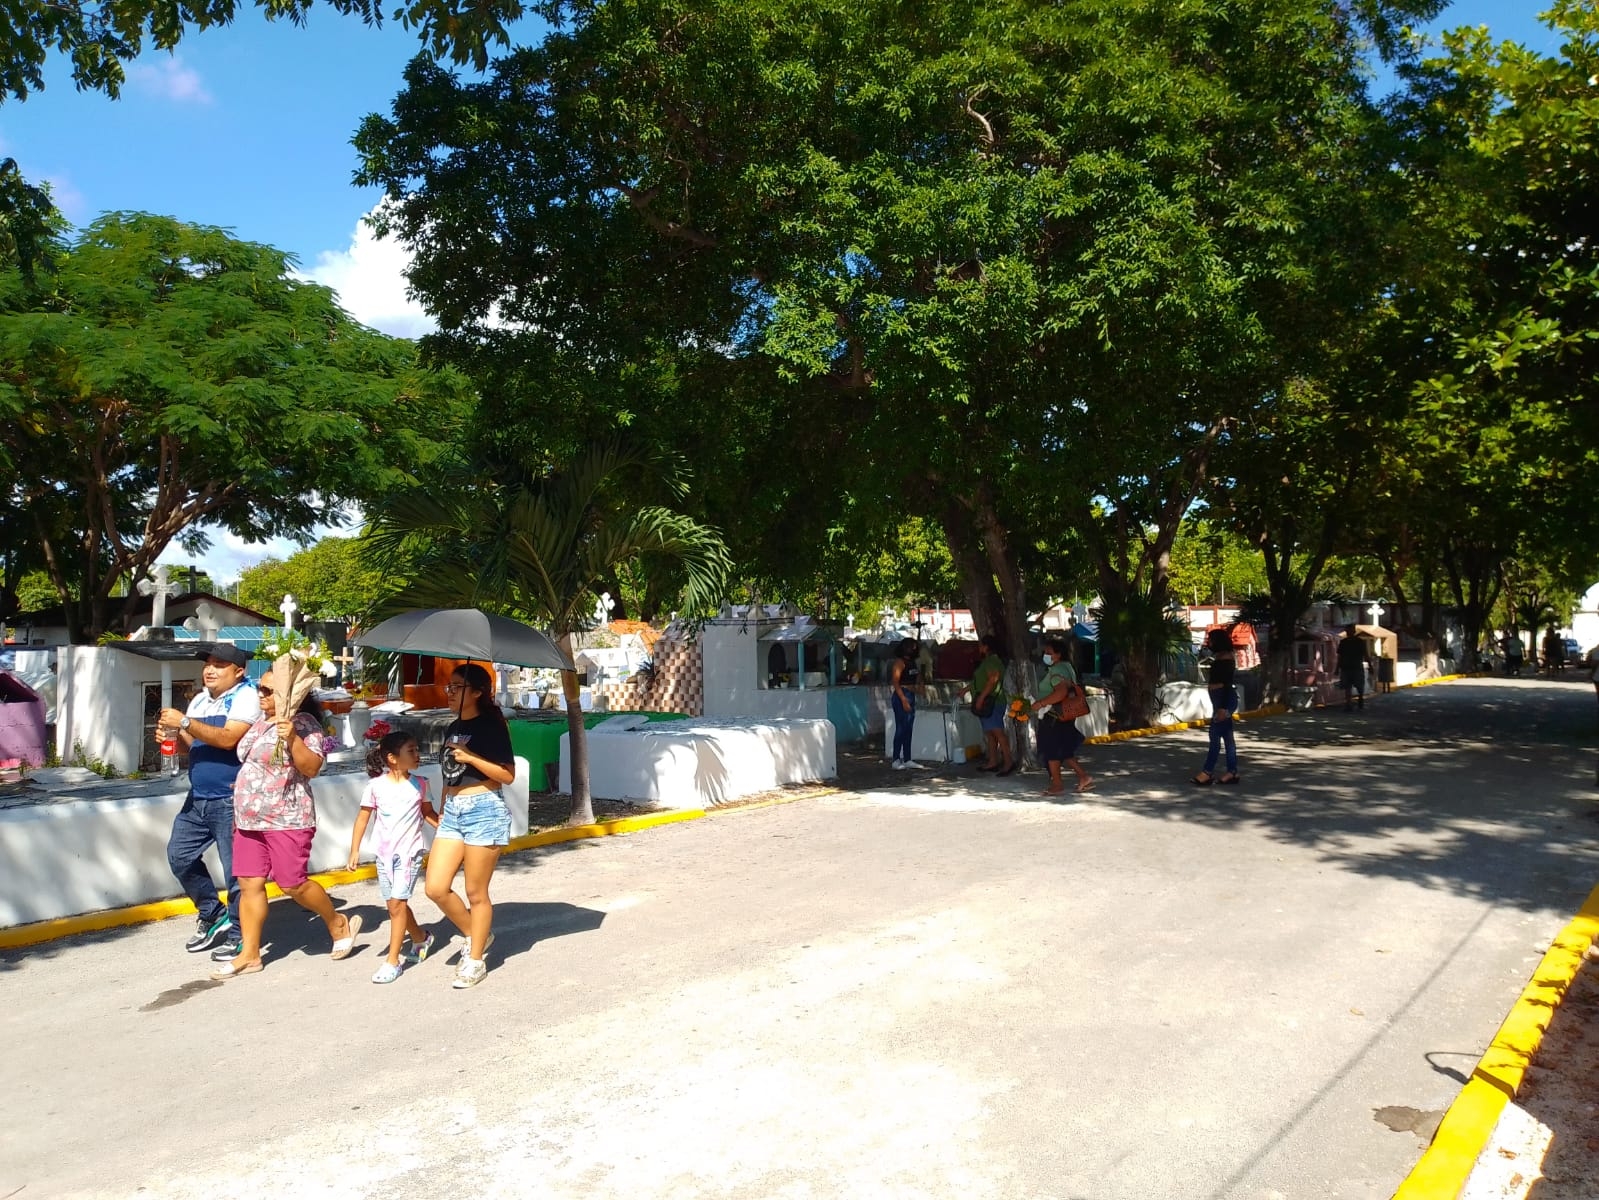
[366,440,732,825]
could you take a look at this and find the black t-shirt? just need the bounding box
[440,712,514,789]
[1208,655,1236,690]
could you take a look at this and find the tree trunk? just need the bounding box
[941,498,1003,641]
[560,633,593,825]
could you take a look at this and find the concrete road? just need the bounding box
[3,676,1596,1200]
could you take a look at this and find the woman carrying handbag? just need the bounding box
[1030,635,1094,795]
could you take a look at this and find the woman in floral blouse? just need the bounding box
[210,675,362,978]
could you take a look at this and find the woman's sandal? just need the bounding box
[330,914,364,961]
[1218,773,1241,785]
[210,959,263,980]
[1191,772,1214,786]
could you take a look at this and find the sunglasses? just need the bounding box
[258,686,274,696]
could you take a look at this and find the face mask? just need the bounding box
[1042,654,1054,665]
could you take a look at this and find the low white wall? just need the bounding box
[0,757,531,928]
[559,717,835,808]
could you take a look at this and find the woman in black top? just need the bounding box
[1193,627,1240,785]
[424,662,516,988]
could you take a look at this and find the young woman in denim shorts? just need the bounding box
[424,663,515,988]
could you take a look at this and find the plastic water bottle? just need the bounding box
[161,734,180,777]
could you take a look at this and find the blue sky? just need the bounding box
[0,1,1562,581]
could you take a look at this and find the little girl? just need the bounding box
[347,731,440,983]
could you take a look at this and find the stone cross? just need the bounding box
[331,646,358,684]
[1366,600,1385,626]
[280,593,299,630]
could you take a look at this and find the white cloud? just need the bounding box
[305,206,436,339]
[127,56,212,105]
[185,510,366,587]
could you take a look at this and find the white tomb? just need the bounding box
[559,715,836,808]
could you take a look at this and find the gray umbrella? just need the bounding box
[353,608,570,669]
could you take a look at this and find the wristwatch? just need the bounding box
[179,717,192,732]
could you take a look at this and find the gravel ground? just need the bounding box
[1460,954,1599,1198]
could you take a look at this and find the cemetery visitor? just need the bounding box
[1337,625,1369,710]
[211,668,361,978]
[970,634,1014,776]
[347,730,439,984]
[1541,627,1565,673]
[1191,627,1241,786]
[1501,632,1524,676]
[888,638,924,770]
[1030,636,1094,795]
[425,663,516,989]
[156,645,259,958]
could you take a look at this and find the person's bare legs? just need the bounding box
[284,877,350,944]
[424,837,472,938]
[1044,759,1065,794]
[384,899,413,965]
[1066,756,1093,791]
[224,876,268,970]
[461,844,501,960]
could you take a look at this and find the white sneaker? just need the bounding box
[890,760,908,770]
[453,957,488,988]
[903,760,926,770]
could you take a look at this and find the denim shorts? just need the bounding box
[436,792,510,848]
[377,849,427,900]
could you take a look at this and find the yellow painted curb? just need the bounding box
[1391,881,1599,1200]
[0,809,706,952]
[504,807,704,852]
[1083,703,1288,745]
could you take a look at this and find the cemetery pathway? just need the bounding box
[3,676,1597,1200]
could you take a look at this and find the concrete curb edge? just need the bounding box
[1390,880,1599,1199]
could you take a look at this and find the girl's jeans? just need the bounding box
[891,693,915,762]
[1204,712,1237,774]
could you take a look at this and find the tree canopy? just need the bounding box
[0,211,471,639]
[356,0,1444,720]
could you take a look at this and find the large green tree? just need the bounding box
[0,212,469,640]
[357,0,1438,725]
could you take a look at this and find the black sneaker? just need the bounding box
[186,914,232,953]
[209,939,243,962]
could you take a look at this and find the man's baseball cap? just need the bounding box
[197,643,250,668]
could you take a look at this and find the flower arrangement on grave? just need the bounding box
[362,718,393,745]
[254,632,340,763]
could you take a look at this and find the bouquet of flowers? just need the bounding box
[255,632,339,764]
[363,718,393,745]
[1007,697,1031,723]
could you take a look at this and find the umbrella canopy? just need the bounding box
[354,609,570,670]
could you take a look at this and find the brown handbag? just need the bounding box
[1057,682,1090,721]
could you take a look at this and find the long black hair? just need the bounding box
[365,730,418,778]
[453,662,506,725]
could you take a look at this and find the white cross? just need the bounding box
[280,593,299,630]
[1366,600,1385,626]
[332,646,358,683]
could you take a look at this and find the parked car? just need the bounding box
[1562,637,1584,664]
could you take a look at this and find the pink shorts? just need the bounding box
[233,827,316,890]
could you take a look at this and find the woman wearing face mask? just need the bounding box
[1029,635,1094,795]
[425,663,516,989]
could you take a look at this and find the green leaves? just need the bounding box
[0,212,466,638]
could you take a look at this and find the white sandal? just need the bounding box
[330,914,363,960]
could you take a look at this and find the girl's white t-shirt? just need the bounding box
[359,773,430,863]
